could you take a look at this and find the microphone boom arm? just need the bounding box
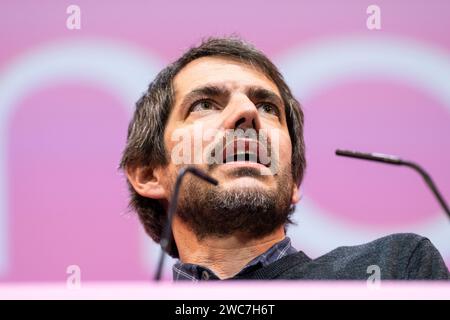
[154,166,218,281]
[336,149,450,219]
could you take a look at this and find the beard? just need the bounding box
[173,165,295,241]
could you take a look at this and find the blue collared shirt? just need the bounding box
[172,237,297,281]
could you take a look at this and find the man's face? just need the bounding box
[160,56,299,238]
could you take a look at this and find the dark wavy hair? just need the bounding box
[119,37,306,258]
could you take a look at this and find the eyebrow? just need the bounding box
[181,85,230,106]
[247,87,284,109]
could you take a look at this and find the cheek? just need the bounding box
[165,123,207,166]
[274,131,293,166]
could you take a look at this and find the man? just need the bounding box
[120,37,449,281]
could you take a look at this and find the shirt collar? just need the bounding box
[172,237,297,281]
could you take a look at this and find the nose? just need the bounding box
[222,95,261,131]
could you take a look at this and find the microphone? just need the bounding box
[335,149,450,219]
[154,166,218,281]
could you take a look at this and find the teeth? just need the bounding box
[225,153,258,163]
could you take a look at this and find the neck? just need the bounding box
[172,216,286,279]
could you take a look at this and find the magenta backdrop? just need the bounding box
[0,0,449,282]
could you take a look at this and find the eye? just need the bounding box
[189,100,218,113]
[258,102,280,117]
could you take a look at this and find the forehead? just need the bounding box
[173,56,281,98]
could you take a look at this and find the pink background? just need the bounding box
[0,0,449,283]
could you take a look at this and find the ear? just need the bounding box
[126,165,166,200]
[291,183,301,205]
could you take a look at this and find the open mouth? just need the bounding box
[222,139,270,167]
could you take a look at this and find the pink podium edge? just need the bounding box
[0,281,449,300]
